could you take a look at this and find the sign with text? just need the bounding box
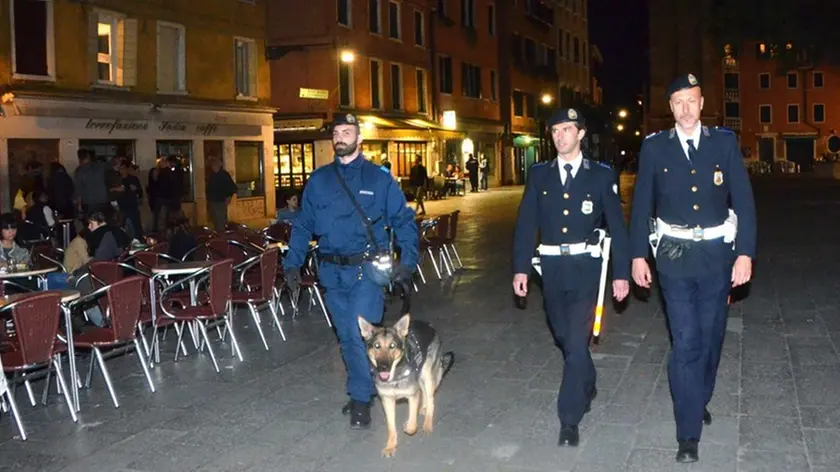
[299,88,329,100]
[81,119,262,137]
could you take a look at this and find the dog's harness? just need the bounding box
[374,321,436,382]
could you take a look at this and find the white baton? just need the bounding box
[593,236,612,339]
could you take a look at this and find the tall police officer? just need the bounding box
[284,113,419,429]
[629,74,756,463]
[513,108,630,446]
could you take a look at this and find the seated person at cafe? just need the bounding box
[22,190,56,240]
[69,210,131,330]
[0,213,31,268]
[274,193,300,223]
[85,208,131,262]
[166,210,197,262]
[63,229,91,274]
[0,213,35,294]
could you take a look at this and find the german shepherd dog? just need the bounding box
[358,313,454,457]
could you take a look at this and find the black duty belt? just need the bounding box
[319,252,368,266]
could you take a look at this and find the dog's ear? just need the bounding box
[394,313,411,338]
[358,316,376,340]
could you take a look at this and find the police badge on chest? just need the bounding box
[581,196,593,215]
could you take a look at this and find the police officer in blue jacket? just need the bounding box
[629,74,756,463]
[512,108,630,447]
[284,113,419,429]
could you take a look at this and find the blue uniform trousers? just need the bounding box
[321,265,385,403]
[544,284,598,426]
[658,271,730,441]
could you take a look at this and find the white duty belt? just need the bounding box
[649,209,738,253]
[531,229,606,275]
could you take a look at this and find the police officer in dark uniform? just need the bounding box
[512,108,630,446]
[284,113,419,429]
[629,74,756,463]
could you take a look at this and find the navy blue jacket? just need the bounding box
[513,157,630,289]
[284,154,419,271]
[629,126,757,277]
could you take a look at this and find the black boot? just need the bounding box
[342,397,375,415]
[558,424,580,447]
[349,400,372,430]
[676,439,699,463]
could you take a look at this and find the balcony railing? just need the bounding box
[724,118,741,131]
[724,90,740,102]
[723,56,739,71]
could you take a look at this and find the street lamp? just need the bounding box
[617,124,625,131]
[340,50,356,63]
[538,94,554,162]
[634,130,641,136]
[618,109,628,118]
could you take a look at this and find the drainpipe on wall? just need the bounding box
[429,7,440,124]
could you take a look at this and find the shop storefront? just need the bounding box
[0,95,275,226]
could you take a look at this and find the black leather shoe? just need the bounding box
[703,408,712,425]
[342,397,374,415]
[585,387,598,413]
[349,401,372,430]
[558,424,580,447]
[676,439,699,463]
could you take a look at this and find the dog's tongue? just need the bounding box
[378,372,391,381]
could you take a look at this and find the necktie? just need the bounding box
[686,138,697,162]
[563,164,573,192]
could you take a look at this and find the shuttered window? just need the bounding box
[157,22,186,93]
[88,9,137,87]
[234,38,258,98]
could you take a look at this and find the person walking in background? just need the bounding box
[73,149,109,215]
[409,155,428,215]
[466,153,479,193]
[479,154,489,191]
[156,156,184,232]
[46,162,76,219]
[116,160,144,239]
[147,159,164,233]
[205,155,238,232]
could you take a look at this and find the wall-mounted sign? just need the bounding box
[79,119,262,137]
[299,88,330,100]
[274,118,324,132]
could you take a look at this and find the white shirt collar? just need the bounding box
[675,122,702,158]
[557,152,583,184]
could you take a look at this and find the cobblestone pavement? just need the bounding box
[2,176,840,472]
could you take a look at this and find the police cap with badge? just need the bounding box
[667,73,700,97]
[331,113,360,129]
[546,108,586,129]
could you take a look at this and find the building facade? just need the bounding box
[724,42,840,170]
[267,0,591,190]
[0,0,275,225]
[646,0,722,134]
[498,0,591,184]
[267,0,451,196]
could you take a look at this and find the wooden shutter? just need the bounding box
[247,41,258,97]
[119,18,138,87]
[87,9,99,84]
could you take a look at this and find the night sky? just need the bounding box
[588,0,649,109]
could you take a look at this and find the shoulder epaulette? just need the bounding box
[592,160,612,170]
[531,161,549,170]
[645,130,663,140]
[714,126,735,135]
